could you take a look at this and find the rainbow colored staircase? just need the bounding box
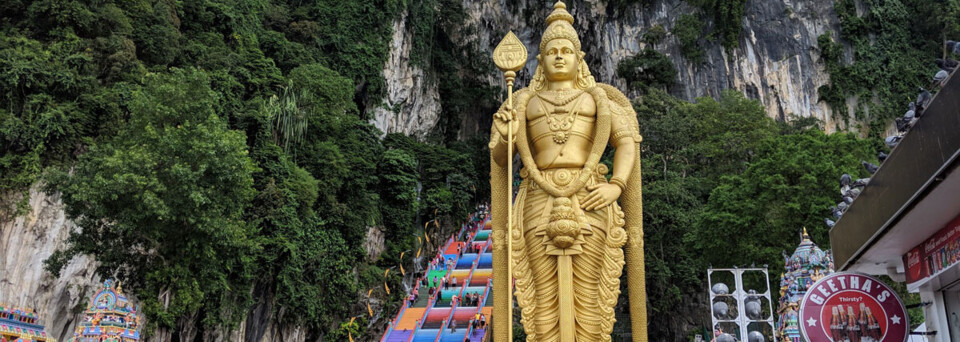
[381,211,493,342]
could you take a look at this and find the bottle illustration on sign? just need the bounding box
[858,303,868,340]
[866,307,881,341]
[829,306,844,341]
[846,305,861,342]
[820,304,885,341]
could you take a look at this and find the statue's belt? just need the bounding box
[520,166,608,191]
[517,167,610,236]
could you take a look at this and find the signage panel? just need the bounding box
[903,213,960,285]
[799,272,908,342]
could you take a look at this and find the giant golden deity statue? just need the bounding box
[488,2,647,341]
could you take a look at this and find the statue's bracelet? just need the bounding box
[609,176,627,191]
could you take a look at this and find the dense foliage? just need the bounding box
[688,0,748,50]
[47,69,260,332]
[617,48,677,92]
[0,0,490,339]
[605,0,747,58]
[817,0,960,132]
[673,14,705,63]
[630,89,876,340]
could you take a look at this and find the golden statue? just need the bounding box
[488,2,647,341]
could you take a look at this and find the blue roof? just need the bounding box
[0,317,45,331]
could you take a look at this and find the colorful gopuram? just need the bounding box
[776,228,834,342]
[0,304,56,342]
[69,280,141,342]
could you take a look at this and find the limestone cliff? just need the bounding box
[370,0,847,137]
[0,185,100,342]
[367,8,443,138]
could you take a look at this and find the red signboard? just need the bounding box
[799,272,908,342]
[903,213,960,285]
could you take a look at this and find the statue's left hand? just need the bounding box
[580,183,621,211]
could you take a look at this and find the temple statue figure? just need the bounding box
[488,2,647,341]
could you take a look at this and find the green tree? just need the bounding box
[673,14,705,63]
[0,34,103,202]
[643,24,667,47]
[633,89,777,339]
[378,147,420,262]
[690,128,875,281]
[689,0,748,50]
[617,49,677,92]
[45,69,258,333]
[286,63,382,251]
[379,148,419,233]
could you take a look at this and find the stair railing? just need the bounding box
[381,295,411,342]
[435,318,448,342]
[407,319,420,342]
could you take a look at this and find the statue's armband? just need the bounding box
[609,104,639,147]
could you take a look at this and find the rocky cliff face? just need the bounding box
[367,9,443,138]
[0,185,100,342]
[371,0,847,137]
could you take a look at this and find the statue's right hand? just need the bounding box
[493,104,520,140]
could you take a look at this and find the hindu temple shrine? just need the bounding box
[68,280,141,342]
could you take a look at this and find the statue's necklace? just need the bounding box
[537,89,584,107]
[536,90,585,144]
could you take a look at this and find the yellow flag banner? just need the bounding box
[424,232,430,244]
[416,247,421,259]
[383,268,391,294]
[400,264,405,276]
[366,289,374,317]
[348,317,357,342]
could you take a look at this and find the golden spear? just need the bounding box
[493,30,527,341]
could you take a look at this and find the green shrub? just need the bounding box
[643,24,667,47]
[617,49,677,92]
[674,14,705,63]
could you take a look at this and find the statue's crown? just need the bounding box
[540,1,581,53]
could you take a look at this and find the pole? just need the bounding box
[505,69,515,342]
[492,31,526,341]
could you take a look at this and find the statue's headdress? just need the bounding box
[532,1,595,90]
[539,1,580,52]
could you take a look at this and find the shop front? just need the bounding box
[829,74,960,341]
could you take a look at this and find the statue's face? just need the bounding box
[541,39,579,83]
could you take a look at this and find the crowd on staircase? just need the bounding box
[381,205,495,342]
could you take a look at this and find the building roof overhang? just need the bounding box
[830,74,960,275]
